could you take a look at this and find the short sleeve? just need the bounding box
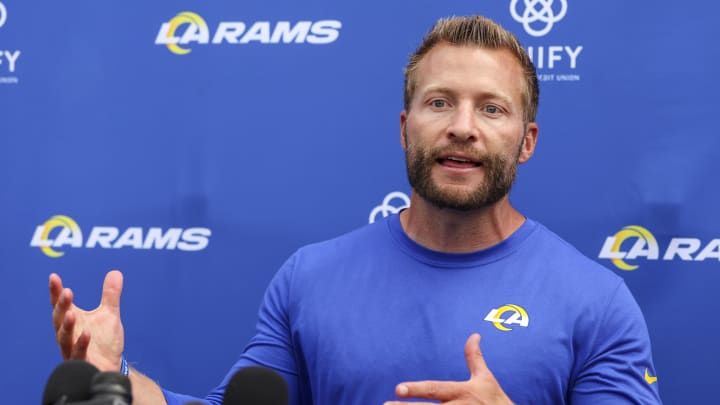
[570,281,662,404]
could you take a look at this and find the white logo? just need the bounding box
[510,0,568,37]
[598,225,720,271]
[29,215,211,257]
[0,1,20,84]
[0,2,7,28]
[368,191,410,224]
[484,304,530,331]
[155,12,342,55]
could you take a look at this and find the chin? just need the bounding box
[424,188,485,211]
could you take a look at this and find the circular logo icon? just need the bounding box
[368,191,410,224]
[0,2,7,28]
[510,0,568,37]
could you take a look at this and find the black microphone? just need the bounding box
[86,371,132,405]
[222,367,288,405]
[43,360,99,405]
[42,360,133,405]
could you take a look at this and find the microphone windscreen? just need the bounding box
[42,360,99,405]
[89,371,133,403]
[223,366,288,405]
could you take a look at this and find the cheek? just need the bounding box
[405,117,443,146]
[403,121,422,146]
[407,109,446,129]
[485,132,525,159]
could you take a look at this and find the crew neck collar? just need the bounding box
[385,212,538,268]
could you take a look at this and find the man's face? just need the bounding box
[401,43,538,210]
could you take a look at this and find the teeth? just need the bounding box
[447,157,471,163]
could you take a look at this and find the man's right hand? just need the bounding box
[49,270,125,372]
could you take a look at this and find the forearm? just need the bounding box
[128,367,169,405]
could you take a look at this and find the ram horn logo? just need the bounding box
[484,304,530,331]
[30,215,212,257]
[599,225,659,270]
[157,11,209,55]
[31,215,83,258]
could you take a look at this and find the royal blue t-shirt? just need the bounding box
[164,215,661,404]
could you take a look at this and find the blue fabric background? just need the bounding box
[1,1,716,403]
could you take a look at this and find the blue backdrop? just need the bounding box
[1,0,717,403]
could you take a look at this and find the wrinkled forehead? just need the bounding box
[411,44,526,108]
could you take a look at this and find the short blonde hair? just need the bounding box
[404,15,539,123]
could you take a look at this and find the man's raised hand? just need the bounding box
[49,270,125,372]
[385,333,513,405]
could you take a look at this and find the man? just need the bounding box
[50,15,662,404]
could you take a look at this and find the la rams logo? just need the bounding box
[484,304,530,331]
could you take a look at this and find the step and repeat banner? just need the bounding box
[1,0,717,403]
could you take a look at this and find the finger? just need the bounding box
[70,331,91,360]
[52,288,74,332]
[100,270,123,311]
[57,310,77,359]
[49,273,64,307]
[465,333,488,376]
[394,380,463,401]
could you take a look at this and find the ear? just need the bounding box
[400,110,408,151]
[518,122,538,164]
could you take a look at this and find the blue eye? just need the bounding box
[485,105,499,114]
[431,100,447,108]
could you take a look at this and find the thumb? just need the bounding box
[464,333,489,377]
[100,270,124,311]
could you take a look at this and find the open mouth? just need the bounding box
[438,156,482,169]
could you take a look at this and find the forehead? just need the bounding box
[412,43,525,105]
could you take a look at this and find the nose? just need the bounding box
[447,103,479,142]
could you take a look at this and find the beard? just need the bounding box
[404,139,520,211]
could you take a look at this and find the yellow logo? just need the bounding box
[483,304,529,331]
[155,13,342,55]
[599,225,720,270]
[644,368,658,385]
[30,215,212,257]
[31,215,82,258]
[598,225,659,270]
[157,12,209,55]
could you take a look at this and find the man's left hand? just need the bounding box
[384,333,513,405]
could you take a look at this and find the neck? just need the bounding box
[399,191,526,253]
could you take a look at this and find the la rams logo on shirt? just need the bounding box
[484,304,530,331]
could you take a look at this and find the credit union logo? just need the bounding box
[484,304,530,331]
[30,215,211,258]
[598,225,720,270]
[155,11,342,55]
[369,191,410,224]
[510,0,568,37]
[0,2,7,28]
[0,1,20,85]
[504,0,582,82]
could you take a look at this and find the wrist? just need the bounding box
[120,354,129,377]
